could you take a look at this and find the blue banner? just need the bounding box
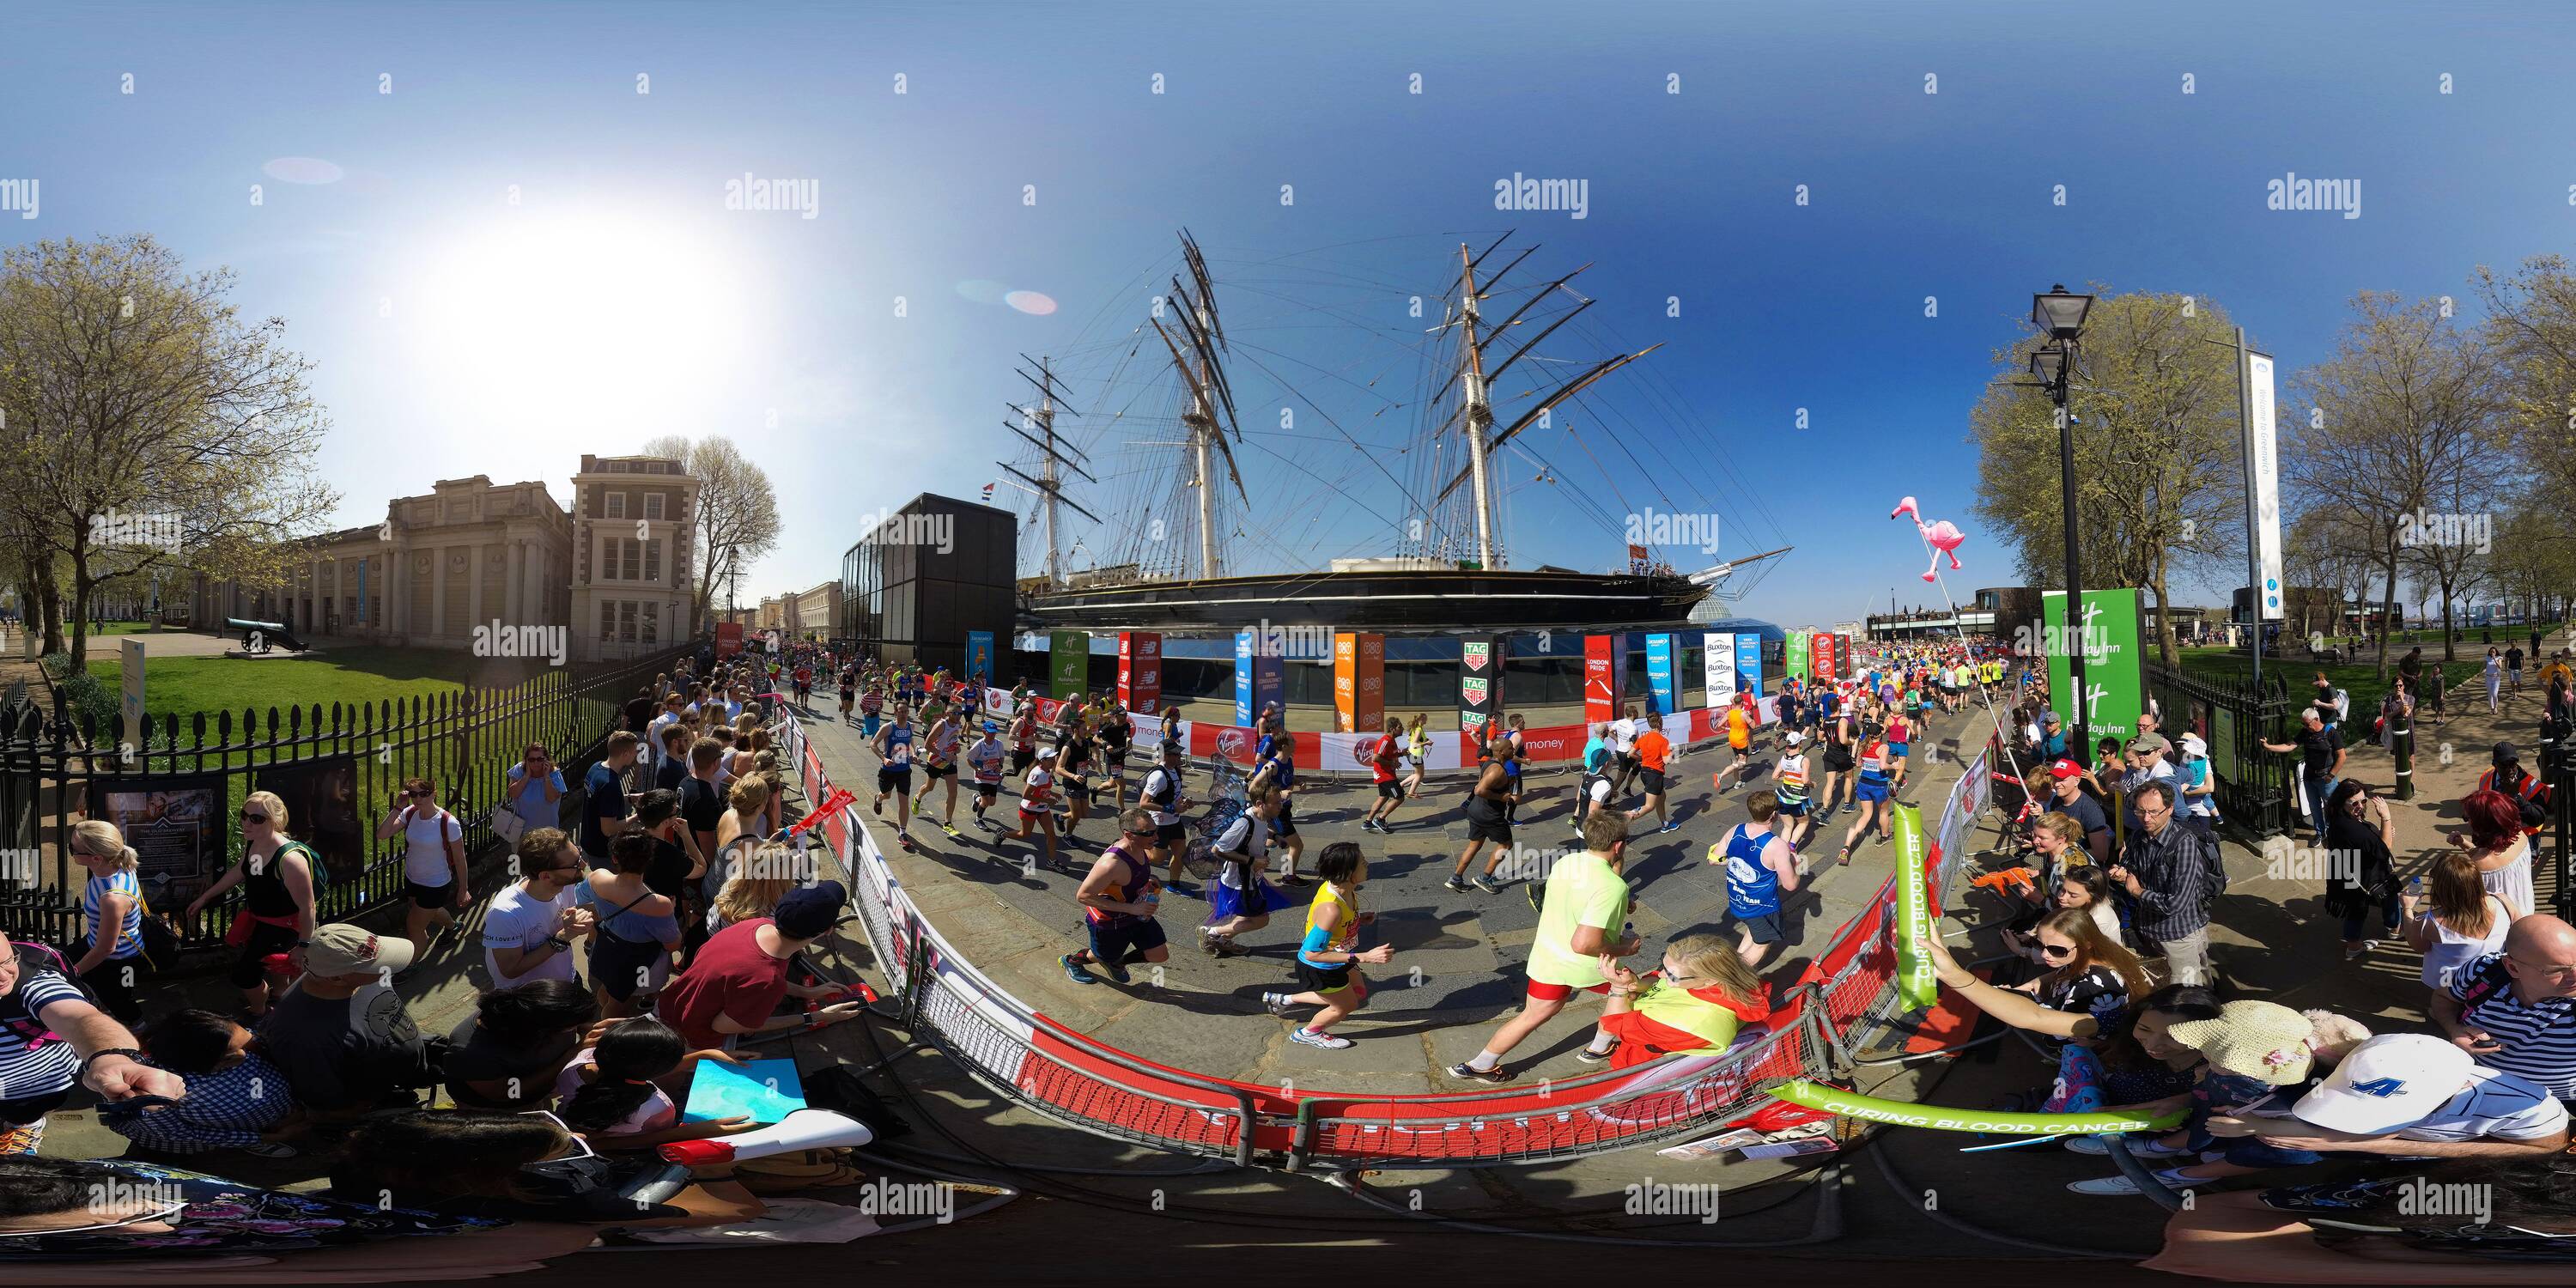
[1735,633,1764,701]
[1236,629,1284,726]
[355,559,367,624]
[965,630,995,688]
[1644,633,1678,715]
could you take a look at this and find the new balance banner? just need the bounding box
[1117,631,1162,713]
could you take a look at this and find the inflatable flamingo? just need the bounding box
[1890,496,1965,583]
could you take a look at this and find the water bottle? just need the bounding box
[1140,879,1162,913]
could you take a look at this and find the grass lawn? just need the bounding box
[2173,644,2506,714]
[87,646,565,720]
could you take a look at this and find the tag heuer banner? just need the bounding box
[1457,633,1504,736]
[2040,588,2145,746]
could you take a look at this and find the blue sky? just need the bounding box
[6,0,2570,629]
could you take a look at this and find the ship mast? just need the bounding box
[1151,230,1248,581]
[999,355,1099,586]
[1458,241,1498,570]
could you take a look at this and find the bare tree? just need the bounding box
[0,236,337,665]
[641,433,780,634]
[2281,292,2504,680]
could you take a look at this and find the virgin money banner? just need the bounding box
[1189,720,1264,763]
[1515,723,1589,763]
[981,687,1014,720]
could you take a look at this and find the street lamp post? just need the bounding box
[2032,285,2095,761]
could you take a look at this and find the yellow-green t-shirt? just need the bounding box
[1527,850,1629,988]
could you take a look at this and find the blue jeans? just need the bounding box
[2302,774,2332,838]
[2342,888,2401,941]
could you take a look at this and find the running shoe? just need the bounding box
[1471,873,1504,895]
[1836,846,1851,866]
[1060,953,1097,985]
[1096,956,1133,985]
[2067,1168,2202,1196]
[1361,817,1381,832]
[1290,1028,1353,1050]
[1262,991,1296,1016]
[1211,938,1249,957]
[1527,884,1545,914]
[872,798,884,817]
[1444,875,1472,894]
[1577,1039,1621,1064]
[1443,1060,1510,1084]
[1657,820,1680,834]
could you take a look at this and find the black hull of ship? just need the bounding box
[1023,568,1710,634]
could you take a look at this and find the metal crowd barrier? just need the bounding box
[824,730,1994,1172]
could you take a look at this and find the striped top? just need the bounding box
[83,870,144,961]
[1773,753,1808,805]
[0,969,87,1101]
[2448,952,2576,1099]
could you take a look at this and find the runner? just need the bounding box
[1714,698,1756,793]
[1447,746,1519,894]
[1499,713,1528,820]
[1001,746,1063,872]
[1837,718,1897,865]
[1249,718,1305,884]
[1399,714,1431,805]
[1361,714,1406,832]
[858,682,886,738]
[1261,841,1391,1049]
[870,704,918,852]
[1446,811,1638,1080]
[837,665,857,726]
[1815,698,1856,817]
[1771,731,1813,853]
[1201,788,1291,957]
[1625,717,1677,833]
[913,706,964,836]
[1571,736,1616,842]
[1610,706,1642,798]
[965,722,1008,831]
[1058,708,1097,838]
[1139,742,1194,891]
[1096,700,1134,810]
[1009,703,1040,777]
[1886,702,1914,790]
[1713,792,1801,968]
[1059,807,1168,987]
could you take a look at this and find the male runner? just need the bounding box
[1713,791,1801,968]
[1714,700,1756,793]
[1139,743,1194,891]
[914,706,964,836]
[1446,810,1638,1080]
[1447,748,1519,894]
[965,723,1008,830]
[870,704,918,851]
[1059,807,1167,987]
[1001,746,1062,871]
[1361,714,1406,832]
[1625,719,1677,833]
[1770,731,1814,853]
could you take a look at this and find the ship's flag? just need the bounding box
[981,480,996,501]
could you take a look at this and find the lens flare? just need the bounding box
[1004,290,1057,315]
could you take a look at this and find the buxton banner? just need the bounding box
[1704,632,1736,709]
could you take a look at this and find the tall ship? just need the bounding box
[999,232,1786,634]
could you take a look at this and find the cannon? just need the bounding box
[224,617,311,653]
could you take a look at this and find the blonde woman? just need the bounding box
[2402,850,2512,990]
[1593,933,1772,1068]
[68,819,148,1023]
[1400,714,1431,801]
[182,790,319,1018]
[714,775,772,860]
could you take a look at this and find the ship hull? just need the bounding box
[1023,568,1710,633]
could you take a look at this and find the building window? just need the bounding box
[644,493,665,520]
[598,601,615,641]
[604,491,627,519]
[641,602,659,643]
[618,600,639,642]
[644,538,661,584]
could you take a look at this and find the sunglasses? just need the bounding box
[240,811,269,823]
[1123,828,1156,838]
[408,789,433,799]
[2038,942,2076,959]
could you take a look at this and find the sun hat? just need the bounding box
[2167,1000,2316,1085]
[299,923,415,977]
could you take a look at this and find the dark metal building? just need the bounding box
[839,493,1016,671]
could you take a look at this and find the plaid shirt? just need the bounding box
[104,1051,294,1153]
[2117,816,2223,943]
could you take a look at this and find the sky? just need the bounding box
[6,0,2572,629]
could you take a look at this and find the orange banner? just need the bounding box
[1333,631,1384,733]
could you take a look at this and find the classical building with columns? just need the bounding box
[186,476,573,647]
[566,453,701,663]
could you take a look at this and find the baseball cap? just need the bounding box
[773,880,847,939]
[2048,758,2083,780]
[2127,732,2171,756]
[1783,731,1803,745]
[300,923,414,977]
[1036,745,1058,760]
[2493,741,2520,766]
[2292,1034,2473,1136]
[2166,1000,2316,1085]
[2041,709,2062,724]
[2179,732,2207,756]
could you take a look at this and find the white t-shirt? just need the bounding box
[1612,719,1637,752]
[400,806,465,885]
[482,882,579,986]
[2482,837,2537,919]
[1143,767,1183,826]
[1214,812,1270,868]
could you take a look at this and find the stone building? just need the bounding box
[566,453,701,663]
